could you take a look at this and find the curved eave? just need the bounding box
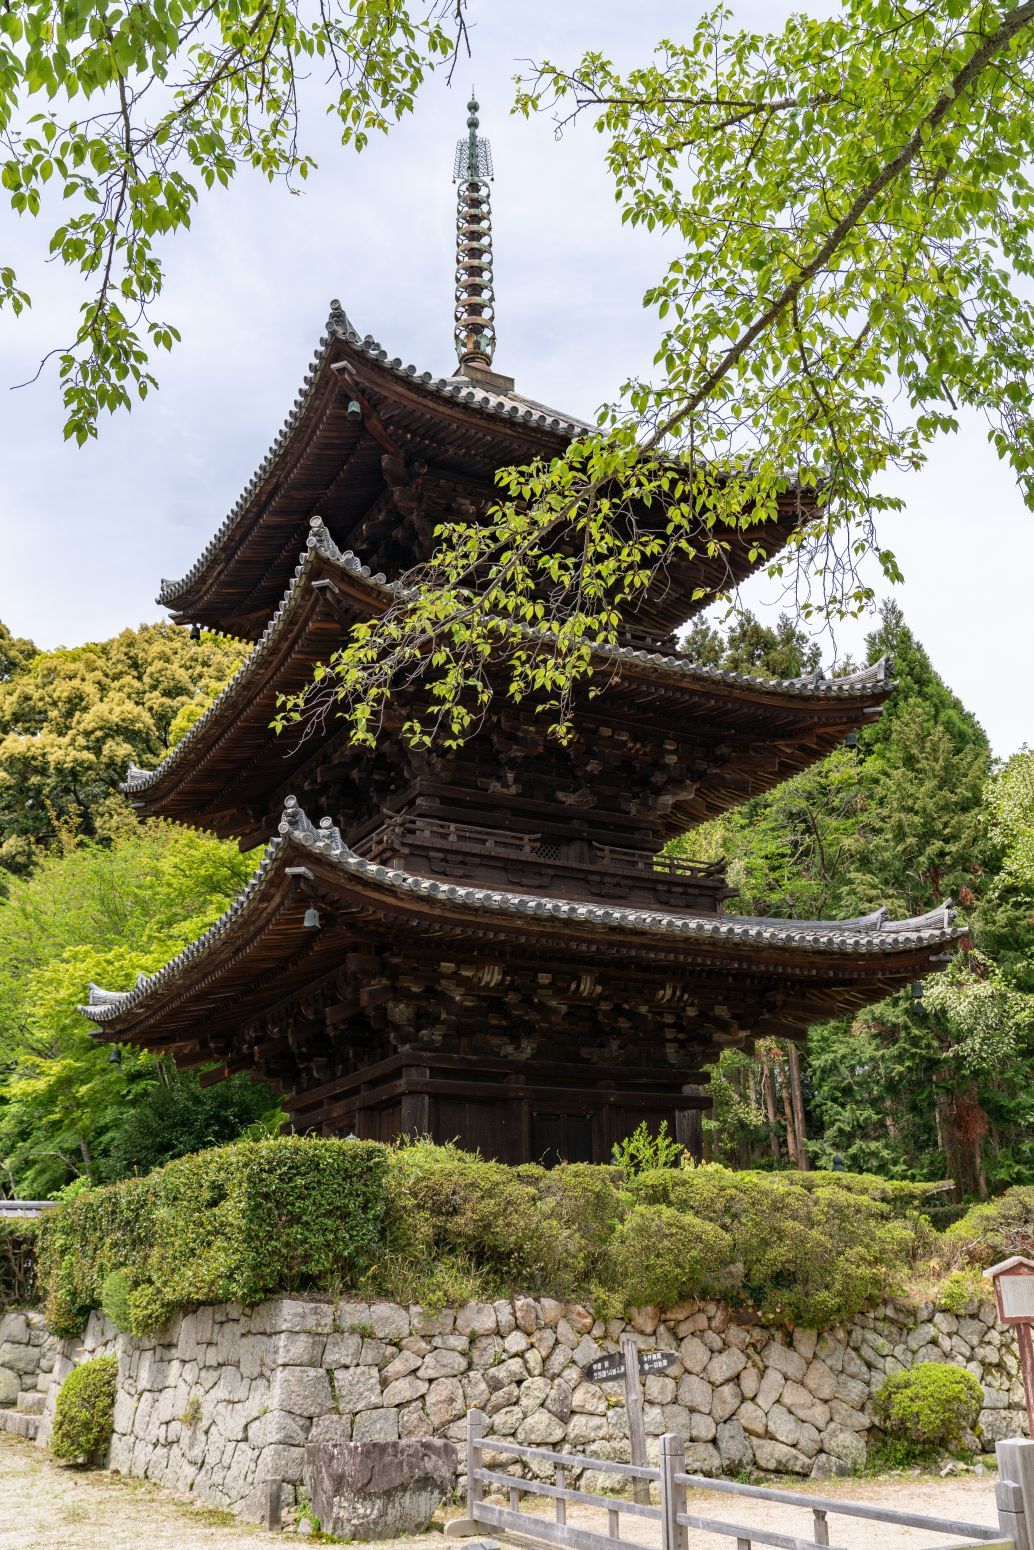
[158,304,581,633]
[124,516,893,834]
[81,798,966,1046]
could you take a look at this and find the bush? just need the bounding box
[873,1362,983,1454]
[945,1187,1034,1267]
[33,1137,946,1333]
[50,1356,118,1465]
[36,1136,389,1337]
[611,1204,733,1307]
[0,1218,38,1308]
[630,1164,923,1327]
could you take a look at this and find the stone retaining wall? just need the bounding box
[0,1309,57,1408]
[7,1292,1025,1522]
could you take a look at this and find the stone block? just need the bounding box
[324,1332,362,1369]
[644,1374,676,1405]
[763,1341,807,1383]
[0,1369,18,1407]
[382,1375,429,1407]
[369,1303,410,1341]
[248,1410,309,1448]
[712,1382,741,1424]
[257,1443,306,1483]
[456,1302,498,1337]
[781,1380,830,1430]
[739,1400,766,1437]
[716,1419,753,1470]
[275,1367,333,1419]
[677,1373,712,1413]
[803,1358,836,1401]
[756,1367,784,1413]
[739,1363,760,1400]
[399,1403,433,1440]
[418,1348,467,1380]
[381,1351,422,1386]
[766,1404,801,1448]
[751,1437,810,1475]
[425,1377,465,1429]
[409,1306,455,1337]
[275,1301,335,1335]
[461,1373,490,1411]
[833,1373,869,1409]
[571,1382,607,1415]
[546,1379,573,1424]
[305,1438,456,1541]
[566,1413,609,1446]
[273,1332,325,1368]
[683,1442,721,1476]
[514,1298,541,1335]
[821,1423,866,1467]
[332,1367,383,1415]
[487,1405,521,1436]
[353,1408,400,1442]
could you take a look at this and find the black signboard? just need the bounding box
[582,1348,678,1384]
[637,1349,678,1375]
[582,1352,626,1384]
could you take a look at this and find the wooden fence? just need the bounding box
[446,1409,1032,1550]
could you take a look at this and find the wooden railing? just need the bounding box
[356,816,733,914]
[447,1409,1024,1550]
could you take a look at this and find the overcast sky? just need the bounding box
[0,1,1030,757]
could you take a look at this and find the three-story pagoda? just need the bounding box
[82,103,964,1164]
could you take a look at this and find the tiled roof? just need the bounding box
[81,797,963,1028]
[158,303,587,608]
[127,517,892,799]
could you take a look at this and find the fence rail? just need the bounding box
[446,1409,1029,1550]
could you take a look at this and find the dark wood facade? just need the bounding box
[86,310,967,1165]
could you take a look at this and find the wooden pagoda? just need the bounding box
[82,103,964,1164]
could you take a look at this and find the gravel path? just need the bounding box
[0,1431,1005,1550]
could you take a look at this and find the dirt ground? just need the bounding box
[0,1430,1007,1550]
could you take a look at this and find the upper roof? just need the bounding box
[157,304,810,640]
[80,795,965,1048]
[124,517,893,841]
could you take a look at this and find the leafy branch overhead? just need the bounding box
[0,0,469,441]
[280,0,1034,748]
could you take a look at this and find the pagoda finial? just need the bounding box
[452,91,496,370]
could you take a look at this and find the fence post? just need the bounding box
[997,1438,1034,1550]
[444,1408,485,1538]
[659,1432,688,1550]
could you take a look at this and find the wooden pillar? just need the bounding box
[676,1088,705,1163]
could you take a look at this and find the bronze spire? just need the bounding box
[452,93,496,370]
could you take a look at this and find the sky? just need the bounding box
[0,1,1031,758]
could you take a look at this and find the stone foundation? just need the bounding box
[3,1292,1023,1522]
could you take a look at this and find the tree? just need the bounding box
[0,1,469,442]
[0,804,278,1196]
[688,602,1020,1197]
[0,620,245,876]
[273,0,1034,748]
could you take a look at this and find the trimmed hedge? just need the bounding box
[29,1138,1017,1337]
[36,1136,388,1337]
[0,1217,38,1308]
[945,1187,1034,1266]
[50,1355,118,1465]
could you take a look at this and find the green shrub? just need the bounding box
[873,1363,983,1454]
[946,1187,1034,1267]
[99,1268,135,1332]
[611,1204,733,1307]
[612,1121,684,1177]
[936,1269,983,1316]
[50,1355,118,1465]
[630,1164,922,1327]
[36,1136,389,1337]
[0,1218,38,1308]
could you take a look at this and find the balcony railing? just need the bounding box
[355,816,733,915]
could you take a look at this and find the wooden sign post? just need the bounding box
[581,1339,678,1508]
[985,1257,1034,1439]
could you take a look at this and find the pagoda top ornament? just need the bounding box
[452,93,496,370]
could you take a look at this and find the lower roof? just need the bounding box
[81,796,965,1052]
